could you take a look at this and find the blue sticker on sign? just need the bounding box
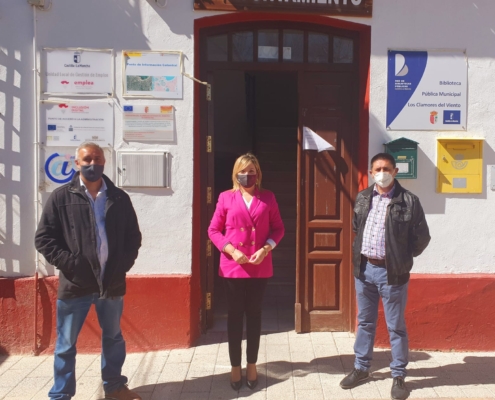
[443,110,460,124]
[47,125,57,131]
[123,105,133,112]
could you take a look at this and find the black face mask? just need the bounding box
[80,164,104,182]
[237,174,257,188]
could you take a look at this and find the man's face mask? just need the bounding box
[80,164,104,182]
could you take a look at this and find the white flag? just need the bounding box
[303,126,335,152]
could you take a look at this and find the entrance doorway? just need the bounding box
[196,16,369,334]
[211,71,298,331]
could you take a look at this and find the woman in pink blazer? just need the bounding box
[208,153,284,391]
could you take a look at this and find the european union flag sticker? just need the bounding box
[47,125,57,131]
[123,105,133,112]
[443,110,460,124]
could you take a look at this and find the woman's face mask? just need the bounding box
[237,173,257,188]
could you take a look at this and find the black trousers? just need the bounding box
[222,277,269,367]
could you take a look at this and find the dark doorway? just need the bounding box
[211,70,298,332]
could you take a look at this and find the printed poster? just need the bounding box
[42,147,113,192]
[387,50,467,130]
[41,101,114,147]
[43,48,113,95]
[123,51,182,99]
[123,105,175,142]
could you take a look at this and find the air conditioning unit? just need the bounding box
[117,151,170,188]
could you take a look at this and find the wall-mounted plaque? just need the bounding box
[193,0,372,17]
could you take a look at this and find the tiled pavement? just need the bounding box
[1,331,495,400]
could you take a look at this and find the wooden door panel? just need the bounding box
[296,71,356,332]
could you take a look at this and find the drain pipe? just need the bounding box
[32,3,40,356]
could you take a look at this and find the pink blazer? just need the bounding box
[208,189,285,278]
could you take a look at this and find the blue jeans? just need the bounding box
[49,294,127,400]
[354,260,409,378]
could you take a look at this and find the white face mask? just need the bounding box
[373,172,394,188]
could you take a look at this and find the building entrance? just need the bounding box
[197,17,366,333]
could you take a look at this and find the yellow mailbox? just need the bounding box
[437,138,483,193]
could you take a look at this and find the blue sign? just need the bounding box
[443,110,461,124]
[44,152,76,184]
[47,125,57,131]
[123,105,133,112]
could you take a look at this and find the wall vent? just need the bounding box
[117,152,170,188]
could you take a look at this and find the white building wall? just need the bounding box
[1,0,494,278]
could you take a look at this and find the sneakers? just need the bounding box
[105,385,142,400]
[339,368,370,389]
[391,376,409,400]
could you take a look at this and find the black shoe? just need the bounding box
[391,376,409,400]
[230,378,242,391]
[246,378,258,390]
[339,368,370,389]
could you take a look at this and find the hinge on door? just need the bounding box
[207,136,212,153]
[206,83,212,101]
[206,292,212,310]
[207,187,212,204]
[206,239,212,257]
[302,108,307,117]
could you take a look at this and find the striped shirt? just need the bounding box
[361,185,395,260]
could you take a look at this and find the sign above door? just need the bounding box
[193,0,372,17]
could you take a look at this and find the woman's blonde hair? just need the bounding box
[231,153,262,191]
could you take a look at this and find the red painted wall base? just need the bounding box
[1,274,494,354]
[374,274,495,351]
[0,275,201,355]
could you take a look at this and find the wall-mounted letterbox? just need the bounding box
[384,137,418,179]
[437,138,483,193]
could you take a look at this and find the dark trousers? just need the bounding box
[222,277,268,367]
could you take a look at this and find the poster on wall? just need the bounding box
[387,50,467,131]
[43,48,113,96]
[123,51,182,99]
[41,101,114,147]
[42,147,113,192]
[42,149,77,191]
[123,105,175,142]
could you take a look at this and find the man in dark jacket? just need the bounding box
[340,153,430,400]
[35,142,142,400]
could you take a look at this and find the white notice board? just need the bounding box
[43,48,113,96]
[387,49,467,130]
[123,105,175,142]
[123,51,183,99]
[41,101,114,147]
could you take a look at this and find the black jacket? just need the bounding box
[352,180,430,285]
[35,172,142,299]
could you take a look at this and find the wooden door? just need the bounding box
[296,71,357,332]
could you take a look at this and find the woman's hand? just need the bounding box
[231,249,249,264]
[248,248,266,265]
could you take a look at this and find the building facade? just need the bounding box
[1,0,495,354]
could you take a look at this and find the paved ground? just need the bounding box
[1,331,494,400]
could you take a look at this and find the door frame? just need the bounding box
[192,12,371,333]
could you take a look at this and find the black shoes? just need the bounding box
[230,378,242,391]
[391,376,409,400]
[339,368,370,389]
[246,377,258,390]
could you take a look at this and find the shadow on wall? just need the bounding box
[368,115,495,215]
[402,141,495,215]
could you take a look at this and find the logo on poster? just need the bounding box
[430,111,438,124]
[45,153,76,184]
[443,110,460,124]
[74,52,81,64]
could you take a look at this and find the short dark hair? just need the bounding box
[370,153,396,168]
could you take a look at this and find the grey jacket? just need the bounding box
[352,180,431,285]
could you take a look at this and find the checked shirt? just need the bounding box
[361,185,395,260]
